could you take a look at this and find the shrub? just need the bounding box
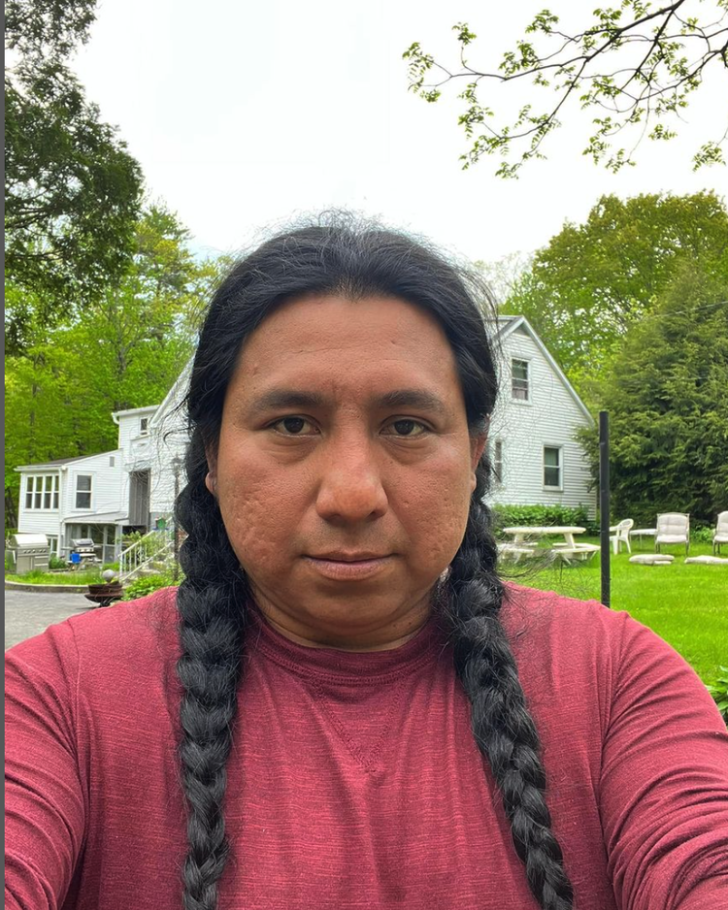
[691,525,715,545]
[122,573,177,601]
[491,504,597,537]
[5,550,15,571]
[49,556,67,570]
[706,667,728,726]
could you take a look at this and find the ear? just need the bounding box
[204,449,218,498]
[469,432,487,492]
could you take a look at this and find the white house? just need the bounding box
[15,316,595,558]
[487,316,595,515]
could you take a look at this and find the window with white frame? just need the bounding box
[75,475,93,509]
[511,359,529,401]
[47,535,59,556]
[543,446,562,489]
[493,439,504,484]
[24,475,59,510]
[140,417,149,435]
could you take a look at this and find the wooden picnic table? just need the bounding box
[502,526,588,548]
[501,526,600,566]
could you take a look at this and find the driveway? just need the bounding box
[5,588,92,650]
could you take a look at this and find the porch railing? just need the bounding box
[119,524,174,582]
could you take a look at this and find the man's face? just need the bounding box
[207,294,484,650]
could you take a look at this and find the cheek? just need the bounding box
[398,457,474,564]
[216,467,301,570]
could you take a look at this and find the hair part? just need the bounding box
[174,213,573,909]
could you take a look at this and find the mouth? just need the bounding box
[303,552,394,581]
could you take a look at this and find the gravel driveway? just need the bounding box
[5,588,93,650]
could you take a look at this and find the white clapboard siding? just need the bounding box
[62,451,124,517]
[16,507,63,539]
[148,359,193,518]
[487,320,595,515]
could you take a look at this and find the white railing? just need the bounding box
[119,525,174,581]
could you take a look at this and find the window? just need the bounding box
[511,359,529,401]
[47,535,59,557]
[75,475,93,509]
[109,455,116,467]
[493,439,504,484]
[24,475,59,510]
[140,417,149,435]
[543,446,562,489]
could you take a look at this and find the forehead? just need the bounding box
[226,294,465,407]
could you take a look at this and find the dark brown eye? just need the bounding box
[281,417,306,434]
[390,420,426,437]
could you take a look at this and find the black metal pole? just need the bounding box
[599,411,611,608]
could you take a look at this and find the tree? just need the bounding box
[404,1,728,177]
[5,0,143,345]
[586,255,728,525]
[4,206,217,530]
[502,191,728,395]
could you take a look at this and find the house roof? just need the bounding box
[495,315,594,426]
[63,510,129,525]
[112,404,159,419]
[15,450,121,473]
[150,357,193,429]
[15,455,88,472]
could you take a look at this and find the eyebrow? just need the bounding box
[247,388,450,416]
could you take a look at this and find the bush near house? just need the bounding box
[122,573,179,601]
[491,504,597,536]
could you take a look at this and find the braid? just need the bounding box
[175,433,249,910]
[446,489,574,910]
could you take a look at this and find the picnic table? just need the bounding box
[500,526,600,565]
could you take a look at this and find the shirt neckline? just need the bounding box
[246,606,447,686]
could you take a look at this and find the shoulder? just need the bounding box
[499,583,721,732]
[5,587,180,683]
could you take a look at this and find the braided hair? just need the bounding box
[174,215,574,909]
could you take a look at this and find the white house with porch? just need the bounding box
[14,317,595,562]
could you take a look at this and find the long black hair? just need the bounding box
[175,216,574,910]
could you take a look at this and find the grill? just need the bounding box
[8,534,50,575]
[70,538,102,566]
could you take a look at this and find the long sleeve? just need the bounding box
[599,612,728,909]
[5,626,86,910]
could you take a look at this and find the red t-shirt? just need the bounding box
[5,585,728,909]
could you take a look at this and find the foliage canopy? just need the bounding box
[5,0,143,343]
[582,256,728,524]
[404,1,728,176]
[503,191,728,393]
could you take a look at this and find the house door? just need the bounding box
[129,471,150,529]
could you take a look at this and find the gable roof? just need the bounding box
[496,315,594,425]
[15,449,122,473]
[150,357,193,429]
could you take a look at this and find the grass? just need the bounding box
[500,538,728,685]
[5,568,107,586]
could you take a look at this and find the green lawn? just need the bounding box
[500,539,728,685]
[5,568,106,586]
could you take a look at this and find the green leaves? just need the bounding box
[705,667,728,724]
[504,192,728,387]
[4,206,223,529]
[404,2,728,175]
[5,0,143,338]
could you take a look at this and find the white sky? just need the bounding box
[73,0,727,264]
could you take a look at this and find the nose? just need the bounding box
[315,437,389,524]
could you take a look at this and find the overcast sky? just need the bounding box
[73,0,727,265]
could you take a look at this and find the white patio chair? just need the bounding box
[609,519,634,554]
[713,511,728,555]
[655,513,690,556]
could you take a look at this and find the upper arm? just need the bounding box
[5,633,86,910]
[599,618,728,909]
